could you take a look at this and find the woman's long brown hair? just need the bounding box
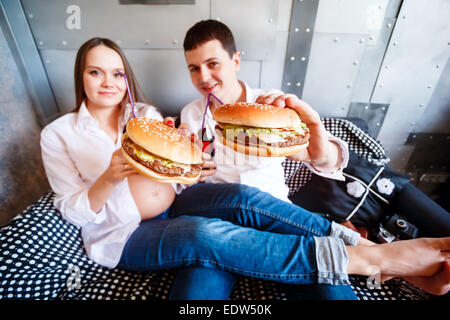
[72,37,149,112]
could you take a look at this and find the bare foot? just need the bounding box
[403,261,450,296]
[347,237,450,278]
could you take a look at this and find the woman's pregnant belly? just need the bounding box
[127,174,176,220]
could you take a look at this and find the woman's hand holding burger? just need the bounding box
[255,93,342,173]
[103,148,138,185]
[163,117,217,182]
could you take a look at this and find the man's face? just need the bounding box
[185,39,241,102]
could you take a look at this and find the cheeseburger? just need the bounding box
[213,102,310,157]
[121,117,203,184]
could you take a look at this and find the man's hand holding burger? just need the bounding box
[163,117,217,182]
[255,93,342,174]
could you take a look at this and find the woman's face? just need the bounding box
[83,45,127,109]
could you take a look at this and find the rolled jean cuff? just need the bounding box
[330,221,361,246]
[314,236,350,285]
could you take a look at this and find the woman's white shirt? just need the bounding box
[40,102,165,268]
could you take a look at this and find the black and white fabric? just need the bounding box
[0,190,431,300]
[289,151,411,228]
[283,117,389,195]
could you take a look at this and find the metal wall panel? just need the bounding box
[301,33,367,117]
[19,0,285,118]
[1,0,59,124]
[260,31,289,90]
[371,0,450,145]
[211,0,278,61]
[315,0,388,46]
[21,0,210,50]
[281,0,318,98]
[415,57,450,134]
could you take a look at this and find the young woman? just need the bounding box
[40,38,450,297]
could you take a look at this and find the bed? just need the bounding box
[0,118,432,300]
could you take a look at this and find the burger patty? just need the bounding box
[215,125,310,148]
[122,138,202,177]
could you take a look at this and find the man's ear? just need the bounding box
[233,51,241,72]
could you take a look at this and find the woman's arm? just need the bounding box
[40,127,135,226]
[88,149,137,213]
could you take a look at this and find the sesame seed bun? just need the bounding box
[126,117,202,164]
[213,102,301,128]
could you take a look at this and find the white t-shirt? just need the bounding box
[40,102,166,268]
[180,81,349,203]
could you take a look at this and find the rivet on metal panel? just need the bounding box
[287,82,291,86]
[436,65,440,68]
[419,104,425,107]
[427,84,432,88]
[402,15,407,19]
[353,61,359,66]
[305,28,311,32]
[216,17,221,21]
[386,23,392,28]
[28,14,34,19]
[296,82,301,87]
[369,36,375,41]
[145,40,150,45]
[333,37,339,42]
[364,105,369,110]
[301,57,306,61]
[393,41,398,46]
[172,40,178,44]
[290,56,295,61]
[411,122,415,126]
[62,41,67,46]
[359,38,365,44]
[379,84,384,88]
[381,106,386,111]
[384,65,389,69]
[241,51,245,56]
[39,41,44,46]
[376,122,380,126]
[346,84,352,88]
[294,28,299,32]
[268,18,273,23]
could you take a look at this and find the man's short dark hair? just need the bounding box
[183,19,237,58]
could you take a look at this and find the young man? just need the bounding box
[167,20,450,301]
[180,21,348,203]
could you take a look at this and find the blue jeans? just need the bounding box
[169,267,358,300]
[117,183,359,286]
